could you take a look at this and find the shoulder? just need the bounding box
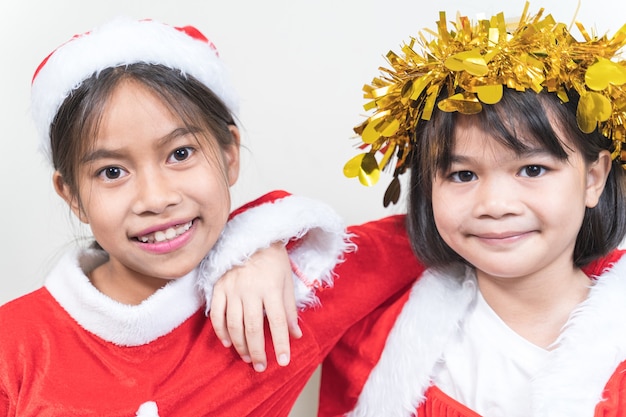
[0,288,55,319]
[0,288,60,337]
[0,288,63,373]
[346,214,413,255]
[347,214,408,237]
[342,214,420,271]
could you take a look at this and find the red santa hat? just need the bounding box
[31,17,239,162]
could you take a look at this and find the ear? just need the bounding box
[584,150,612,208]
[53,171,89,224]
[224,125,241,186]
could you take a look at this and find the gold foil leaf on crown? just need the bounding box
[345,2,626,206]
[585,58,626,90]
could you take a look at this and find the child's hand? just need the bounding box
[210,242,303,372]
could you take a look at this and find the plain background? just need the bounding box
[2,1,625,415]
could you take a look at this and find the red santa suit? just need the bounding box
[319,243,626,417]
[0,192,422,417]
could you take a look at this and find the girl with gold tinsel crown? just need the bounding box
[317,3,626,416]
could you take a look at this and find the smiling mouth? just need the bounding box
[473,230,533,242]
[136,221,193,243]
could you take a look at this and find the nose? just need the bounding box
[472,176,523,219]
[131,169,182,215]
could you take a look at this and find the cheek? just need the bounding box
[432,206,452,240]
[194,167,232,211]
[431,182,452,217]
[431,195,454,239]
[431,183,467,244]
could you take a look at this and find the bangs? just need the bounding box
[430,90,571,178]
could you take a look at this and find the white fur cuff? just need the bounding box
[198,194,351,311]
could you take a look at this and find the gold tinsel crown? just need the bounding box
[344,3,626,206]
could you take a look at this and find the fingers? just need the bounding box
[283,271,302,340]
[220,286,298,372]
[226,297,252,365]
[208,288,232,348]
[208,242,300,372]
[242,297,268,372]
[264,293,291,367]
[262,270,302,367]
[214,285,297,371]
[211,278,256,366]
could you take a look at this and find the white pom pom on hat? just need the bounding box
[31,17,239,163]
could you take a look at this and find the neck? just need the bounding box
[476,263,592,348]
[89,261,168,305]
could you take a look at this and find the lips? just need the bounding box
[475,231,526,239]
[472,230,535,244]
[136,221,193,244]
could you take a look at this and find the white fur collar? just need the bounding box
[45,248,202,347]
[349,257,626,417]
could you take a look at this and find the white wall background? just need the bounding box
[1,1,624,415]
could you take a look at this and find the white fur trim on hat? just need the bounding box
[31,17,239,163]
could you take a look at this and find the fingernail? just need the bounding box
[242,355,251,363]
[221,339,232,348]
[254,362,266,372]
[278,353,290,366]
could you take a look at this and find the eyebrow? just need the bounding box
[81,127,201,164]
[449,146,553,163]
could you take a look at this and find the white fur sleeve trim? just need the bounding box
[198,194,351,312]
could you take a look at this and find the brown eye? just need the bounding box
[520,165,547,178]
[168,147,195,163]
[97,166,127,181]
[450,170,476,182]
[105,167,121,179]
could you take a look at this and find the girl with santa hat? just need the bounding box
[0,17,421,417]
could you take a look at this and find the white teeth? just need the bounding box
[137,221,193,244]
[165,228,177,240]
[154,231,167,243]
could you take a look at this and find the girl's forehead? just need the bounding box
[450,109,572,154]
[96,80,200,136]
[453,111,532,134]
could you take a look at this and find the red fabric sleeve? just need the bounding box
[294,215,423,415]
[300,214,423,353]
[318,288,411,416]
[0,390,8,417]
[228,190,291,220]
